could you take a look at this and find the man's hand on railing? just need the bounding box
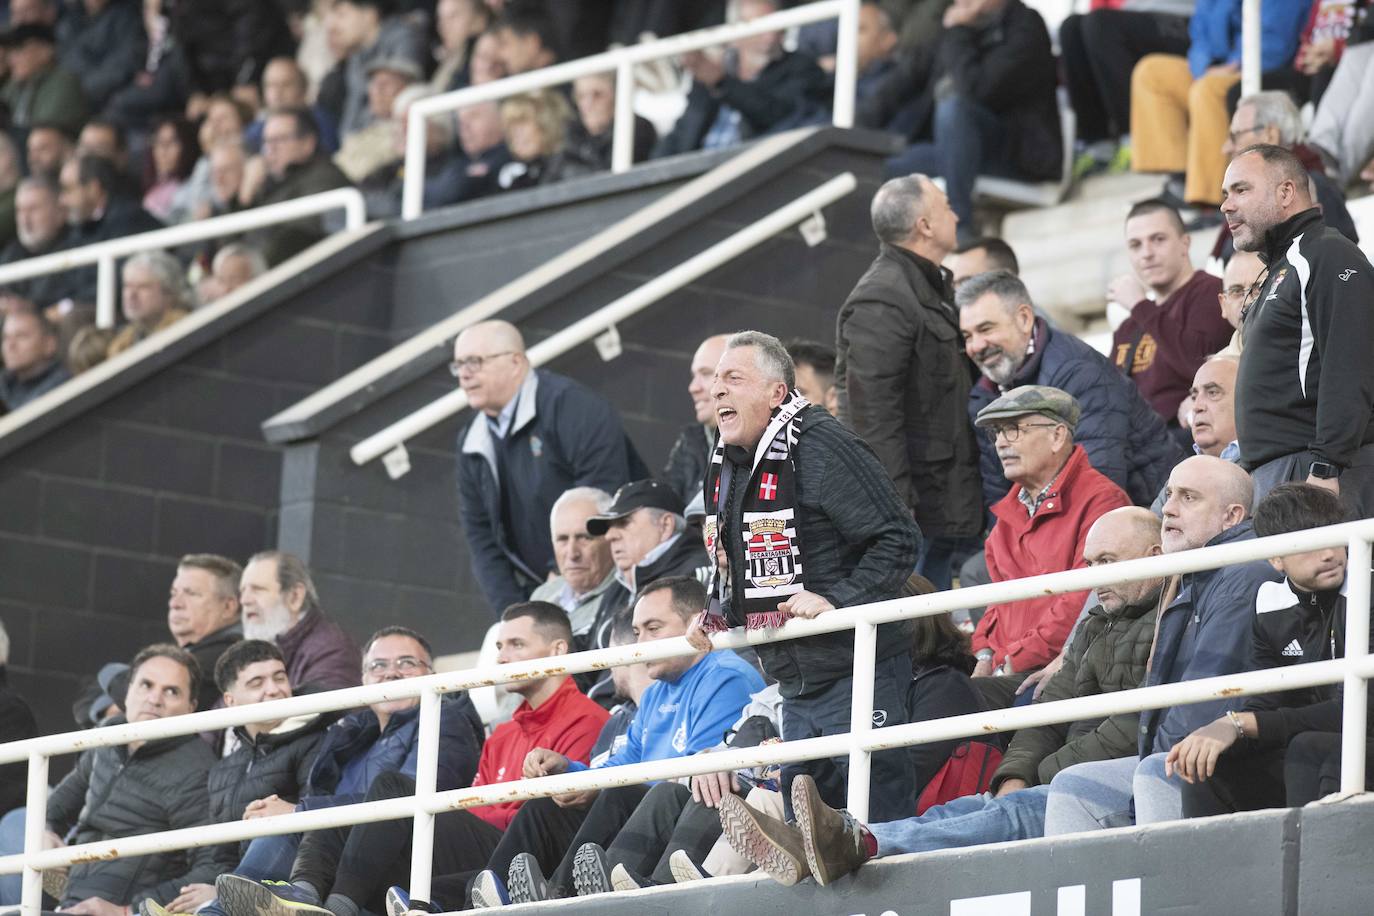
[686,613,714,652]
[43,828,64,850]
[243,795,297,819]
[166,883,216,913]
[522,748,570,779]
[777,591,834,620]
[690,769,739,809]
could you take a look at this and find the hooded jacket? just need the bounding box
[207,712,331,851]
[1140,521,1282,755]
[714,407,922,697]
[969,318,1183,508]
[457,368,648,614]
[993,593,1159,790]
[835,243,983,539]
[975,445,1131,672]
[468,677,609,830]
[46,727,223,906]
[1235,207,1374,470]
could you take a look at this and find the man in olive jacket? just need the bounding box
[43,645,223,913]
[836,174,983,587]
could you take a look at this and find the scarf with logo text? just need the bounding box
[698,389,810,633]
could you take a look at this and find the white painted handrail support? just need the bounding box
[0,188,366,330]
[400,0,860,219]
[1241,0,1261,96]
[349,171,859,467]
[6,518,1372,916]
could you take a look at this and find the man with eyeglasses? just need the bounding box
[969,386,1130,709]
[246,107,352,266]
[212,626,485,916]
[1149,356,1241,515]
[1215,249,1264,356]
[453,319,648,616]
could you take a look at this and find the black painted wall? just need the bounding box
[277,138,890,656]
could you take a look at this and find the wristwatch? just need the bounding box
[1309,459,1342,480]
[975,649,995,663]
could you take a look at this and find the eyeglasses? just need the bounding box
[1227,123,1268,145]
[364,656,431,676]
[449,351,515,376]
[1219,280,1262,301]
[984,421,1058,444]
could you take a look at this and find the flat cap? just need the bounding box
[974,384,1081,431]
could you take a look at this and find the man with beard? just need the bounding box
[1224,144,1374,515]
[959,270,1181,508]
[239,551,360,694]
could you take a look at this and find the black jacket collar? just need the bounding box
[1260,208,1323,264]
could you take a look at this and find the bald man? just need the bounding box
[834,174,982,589]
[729,506,1170,882]
[662,334,729,504]
[1041,455,1281,836]
[453,320,649,613]
[1224,144,1374,516]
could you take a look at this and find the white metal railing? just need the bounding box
[400,0,859,220]
[0,188,366,330]
[351,170,857,470]
[4,518,1372,915]
[1242,0,1261,96]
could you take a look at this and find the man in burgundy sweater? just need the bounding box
[1108,199,1232,431]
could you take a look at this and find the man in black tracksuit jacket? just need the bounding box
[688,332,923,822]
[1227,145,1374,516]
[1168,483,1374,816]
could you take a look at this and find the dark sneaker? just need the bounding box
[717,792,809,886]
[791,773,873,886]
[506,852,551,904]
[215,875,328,916]
[668,849,707,884]
[386,886,440,916]
[470,869,510,909]
[572,843,612,896]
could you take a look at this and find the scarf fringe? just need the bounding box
[745,610,791,630]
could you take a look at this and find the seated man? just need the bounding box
[0,176,85,315]
[167,553,244,710]
[142,640,332,916]
[217,605,605,916]
[471,577,764,905]
[239,551,360,694]
[529,487,619,651]
[244,108,352,266]
[970,386,1131,707]
[25,646,222,911]
[1151,355,1240,513]
[718,506,1166,885]
[0,308,68,410]
[653,0,829,158]
[1216,250,1264,357]
[960,271,1181,508]
[1172,483,1374,814]
[1042,456,1280,835]
[1108,199,1230,429]
[107,252,195,358]
[885,0,1062,241]
[209,627,483,916]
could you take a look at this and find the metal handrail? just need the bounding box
[349,171,857,469]
[399,0,860,219]
[6,518,1372,913]
[0,188,367,329]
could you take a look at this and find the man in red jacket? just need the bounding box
[226,601,608,916]
[971,385,1131,708]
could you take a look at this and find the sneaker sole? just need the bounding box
[469,873,506,909]
[717,795,805,886]
[669,850,705,884]
[383,888,408,916]
[216,877,327,916]
[506,855,547,904]
[609,864,642,893]
[572,846,611,897]
[793,775,840,887]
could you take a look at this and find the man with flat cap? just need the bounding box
[971,385,1131,708]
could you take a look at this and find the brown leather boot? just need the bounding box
[717,792,811,886]
[792,773,873,886]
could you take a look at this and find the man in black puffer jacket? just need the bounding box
[43,645,223,912]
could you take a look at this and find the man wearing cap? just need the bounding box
[0,23,87,136]
[333,56,420,183]
[971,385,1131,708]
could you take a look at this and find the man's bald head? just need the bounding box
[1161,455,1253,552]
[461,319,525,354]
[1084,506,1166,612]
[452,320,529,415]
[689,334,732,425]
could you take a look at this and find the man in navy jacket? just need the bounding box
[454,320,648,614]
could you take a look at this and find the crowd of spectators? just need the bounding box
[2,0,1374,911]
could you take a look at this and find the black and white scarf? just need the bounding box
[699,389,810,633]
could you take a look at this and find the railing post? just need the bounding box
[611,59,637,174]
[401,105,429,221]
[20,752,48,916]
[407,689,442,903]
[831,0,859,128]
[95,255,116,330]
[845,617,877,823]
[1341,534,1372,793]
[1240,0,1261,96]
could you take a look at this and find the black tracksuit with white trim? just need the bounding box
[1235,208,1374,470]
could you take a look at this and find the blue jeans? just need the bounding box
[0,808,25,905]
[870,786,1049,856]
[1042,753,1183,834]
[885,94,1017,238]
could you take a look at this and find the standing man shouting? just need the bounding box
[835,174,983,589]
[688,331,923,823]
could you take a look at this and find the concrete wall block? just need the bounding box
[0,468,41,535]
[41,478,158,552]
[103,424,216,495]
[0,535,91,607]
[215,441,284,505]
[154,495,271,559]
[90,551,178,620]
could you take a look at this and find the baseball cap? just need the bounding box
[586,480,683,536]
